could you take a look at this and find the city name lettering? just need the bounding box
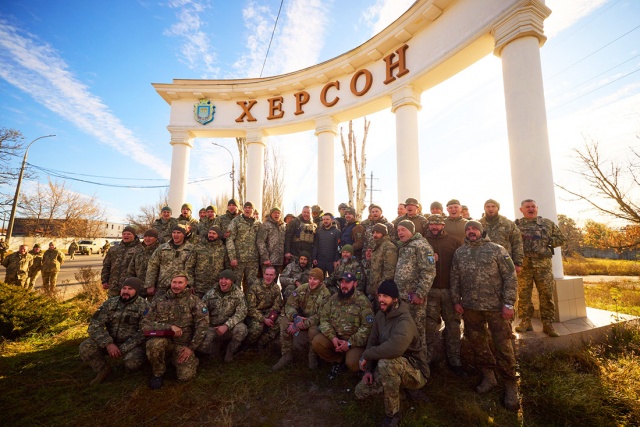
[235,44,409,123]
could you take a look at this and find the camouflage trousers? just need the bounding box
[463,309,516,380]
[406,298,427,348]
[146,338,199,381]
[4,274,27,288]
[278,317,318,356]
[79,338,146,372]
[518,257,555,324]
[27,271,41,290]
[234,261,259,293]
[198,323,248,354]
[425,288,461,366]
[282,284,298,302]
[311,332,364,372]
[355,357,427,417]
[246,315,280,346]
[41,270,59,294]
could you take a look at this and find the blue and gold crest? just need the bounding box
[194,99,215,125]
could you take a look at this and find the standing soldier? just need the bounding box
[142,272,208,389]
[198,270,248,363]
[214,199,240,240]
[392,198,429,239]
[312,212,340,276]
[101,226,142,298]
[284,206,316,263]
[27,243,44,290]
[41,242,65,294]
[257,206,286,276]
[226,201,261,291]
[68,239,78,260]
[0,238,9,263]
[311,205,324,227]
[177,203,200,238]
[101,240,111,257]
[145,224,194,298]
[361,204,394,250]
[198,205,217,235]
[2,244,33,287]
[336,202,349,230]
[515,199,566,337]
[443,199,468,242]
[363,224,397,307]
[79,278,149,385]
[187,226,227,298]
[245,266,283,348]
[127,229,160,295]
[394,220,436,346]
[153,206,177,244]
[479,199,524,273]
[451,221,520,410]
[429,201,444,215]
[280,251,312,301]
[325,245,366,295]
[339,207,365,260]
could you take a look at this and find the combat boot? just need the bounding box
[90,365,111,385]
[272,352,294,371]
[381,411,401,427]
[405,388,430,403]
[224,340,242,363]
[515,318,533,332]
[503,379,520,411]
[308,349,319,370]
[542,323,560,337]
[476,369,498,393]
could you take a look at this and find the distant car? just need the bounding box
[78,240,100,255]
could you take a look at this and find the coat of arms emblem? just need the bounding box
[194,99,215,125]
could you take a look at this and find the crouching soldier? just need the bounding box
[245,266,283,348]
[79,278,149,385]
[198,270,248,363]
[142,272,208,389]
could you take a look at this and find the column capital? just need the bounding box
[391,85,421,113]
[314,117,338,136]
[492,0,551,57]
[168,128,195,147]
[245,128,267,146]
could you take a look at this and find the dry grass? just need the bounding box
[563,255,640,276]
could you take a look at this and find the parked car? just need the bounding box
[78,240,100,255]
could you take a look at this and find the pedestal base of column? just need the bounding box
[519,277,586,322]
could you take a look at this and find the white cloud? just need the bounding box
[0,18,170,177]
[544,0,609,38]
[361,0,413,36]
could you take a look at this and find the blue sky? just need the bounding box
[1,0,639,227]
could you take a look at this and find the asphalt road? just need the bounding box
[33,253,105,299]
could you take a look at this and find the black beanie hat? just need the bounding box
[378,280,400,299]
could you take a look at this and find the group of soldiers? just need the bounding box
[1,242,66,293]
[76,197,564,426]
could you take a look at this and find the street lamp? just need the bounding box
[5,134,55,244]
[211,142,235,200]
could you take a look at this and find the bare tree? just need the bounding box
[125,191,169,233]
[236,137,247,205]
[262,146,285,215]
[0,128,26,211]
[214,193,232,214]
[340,119,370,219]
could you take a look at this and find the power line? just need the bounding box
[26,162,167,181]
[259,0,285,78]
[549,0,622,48]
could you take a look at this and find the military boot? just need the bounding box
[224,340,242,363]
[542,323,560,337]
[476,369,498,393]
[515,318,533,332]
[308,348,319,370]
[90,365,111,385]
[381,411,401,427]
[272,352,294,371]
[503,379,520,411]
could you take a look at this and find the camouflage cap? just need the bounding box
[430,201,443,210]
[341,244,354,254]
[311,204,323,214]
[345,207,356,216]
[397,220,415,234]
[172,271,189,281]
[161,206,172,213]
[446,199,461,206]
[465,220,484,233]
[219,269,236,281]
[368,203,382,212]
[309,268,324,281]
[122,277,143,293]
[427,214,446,225]
[461,205,469,210]
[405,197,419,206]
[270,206,281,213]
[338,202,349,210]
[484,199,500,209]
[372,223,388,235]
[181,203,192,211]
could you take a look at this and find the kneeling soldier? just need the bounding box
[245,266,283,348]
[79,277,149,385]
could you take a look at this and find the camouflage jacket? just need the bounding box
[28,250,43,275]
[284,282,331,328]
[214,211,240,235]
[101,238,142,294]
[177,214,200,236]
[450,237,517,311]
[198,217,216,236]
[363,235,397,296]
[516,216,566,259]
[279,260,311,289]
[246,279,283,322]
[325,257,366,293]
[394,233,436,300]
[145,241,195,293]
[88,295,149,353]
[2,252,33,283]
[226,215,260,263]
[392,214,429,238]
[141,288,209,350]
[257,216,286,266]
[202,284,247,329]
[152,217,178,244]
[127,241,160,283]
[186,236,227,296]
[41,248,65,272]
[480,214,524,265]
[361,216,395,250]
[318,290,373,347]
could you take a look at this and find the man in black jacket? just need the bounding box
[312,212,340,275]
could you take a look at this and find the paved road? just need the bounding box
[34,254,104,299]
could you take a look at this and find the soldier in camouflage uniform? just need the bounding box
[226,201,261,292]
[2,244,32,287]
[79,278,149,385]
[479,199,524,272]
[272,268,331,371]
[142,272,208,389]
[145,224,195,298]
[152,206,178,244]
[214,199,240,241]
[515,199,566,337]
[176,203,200,239]
[41,242,65,294]
[198,205,217,236]
[392,198,429,240]
[444,199,469,242]
[325,244,366,295]
[101,226,142,298]
[257,206,286,276]
[429,201,444,215]
[198,270,247,363]
[280,251,312,301]
[312,272,374,378]
[451,221,520,411]
[187,226,227,298]
[126,229,160,296]
[361,204,395,250]
[363,224,397,306]
[245,266,283,347]
[27,244,43,290]
[284,206,316,262]
[355,280,429,427]
[340,207,365,260]
[0,238,8,263]
[394,220,436,347]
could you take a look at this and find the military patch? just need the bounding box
[143,308,149,316]
[427,255,435,264]
[202,307,208,314]
[504,255,511,260]
[366,314,374,323]
[292,291,298,297]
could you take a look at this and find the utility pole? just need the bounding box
[368,171,380,206]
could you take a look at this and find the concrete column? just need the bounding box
[391,85,422,203]
[167,129,195,214]
[315,117,338,213]
[245,129,266,215]
[493,1,564,278]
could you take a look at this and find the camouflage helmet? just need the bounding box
[427,214,446,225]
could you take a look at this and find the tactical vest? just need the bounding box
[516,217,552,258]
[340,222,356,246]
[293,221,316,245]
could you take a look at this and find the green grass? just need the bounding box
[584,279,640,317]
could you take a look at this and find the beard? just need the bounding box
[338,286,356,300]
